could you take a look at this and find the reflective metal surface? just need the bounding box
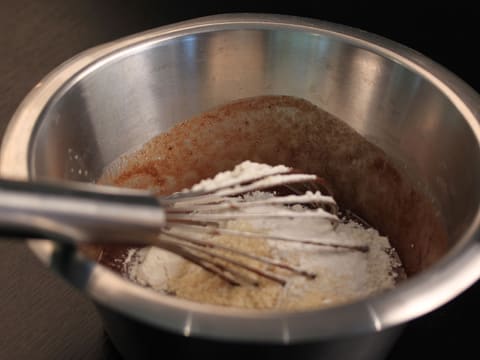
[0,179,165,245]
[1,14,479,349]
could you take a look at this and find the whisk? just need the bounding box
[0,162,368,286]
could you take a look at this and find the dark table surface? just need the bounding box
[0,1,478,359]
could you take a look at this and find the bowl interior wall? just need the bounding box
[29,28,479,275]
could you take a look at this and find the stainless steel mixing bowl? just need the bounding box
[1,14,480,360]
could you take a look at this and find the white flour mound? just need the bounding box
[124,161,402,310]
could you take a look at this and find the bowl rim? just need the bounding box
[1,13,480,343]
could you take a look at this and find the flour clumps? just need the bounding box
[124,161,403,310]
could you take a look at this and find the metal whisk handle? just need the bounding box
[0,179,166,245]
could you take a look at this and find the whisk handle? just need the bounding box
[0,178,166,245]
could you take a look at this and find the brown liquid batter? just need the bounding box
[92,95,448,281]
